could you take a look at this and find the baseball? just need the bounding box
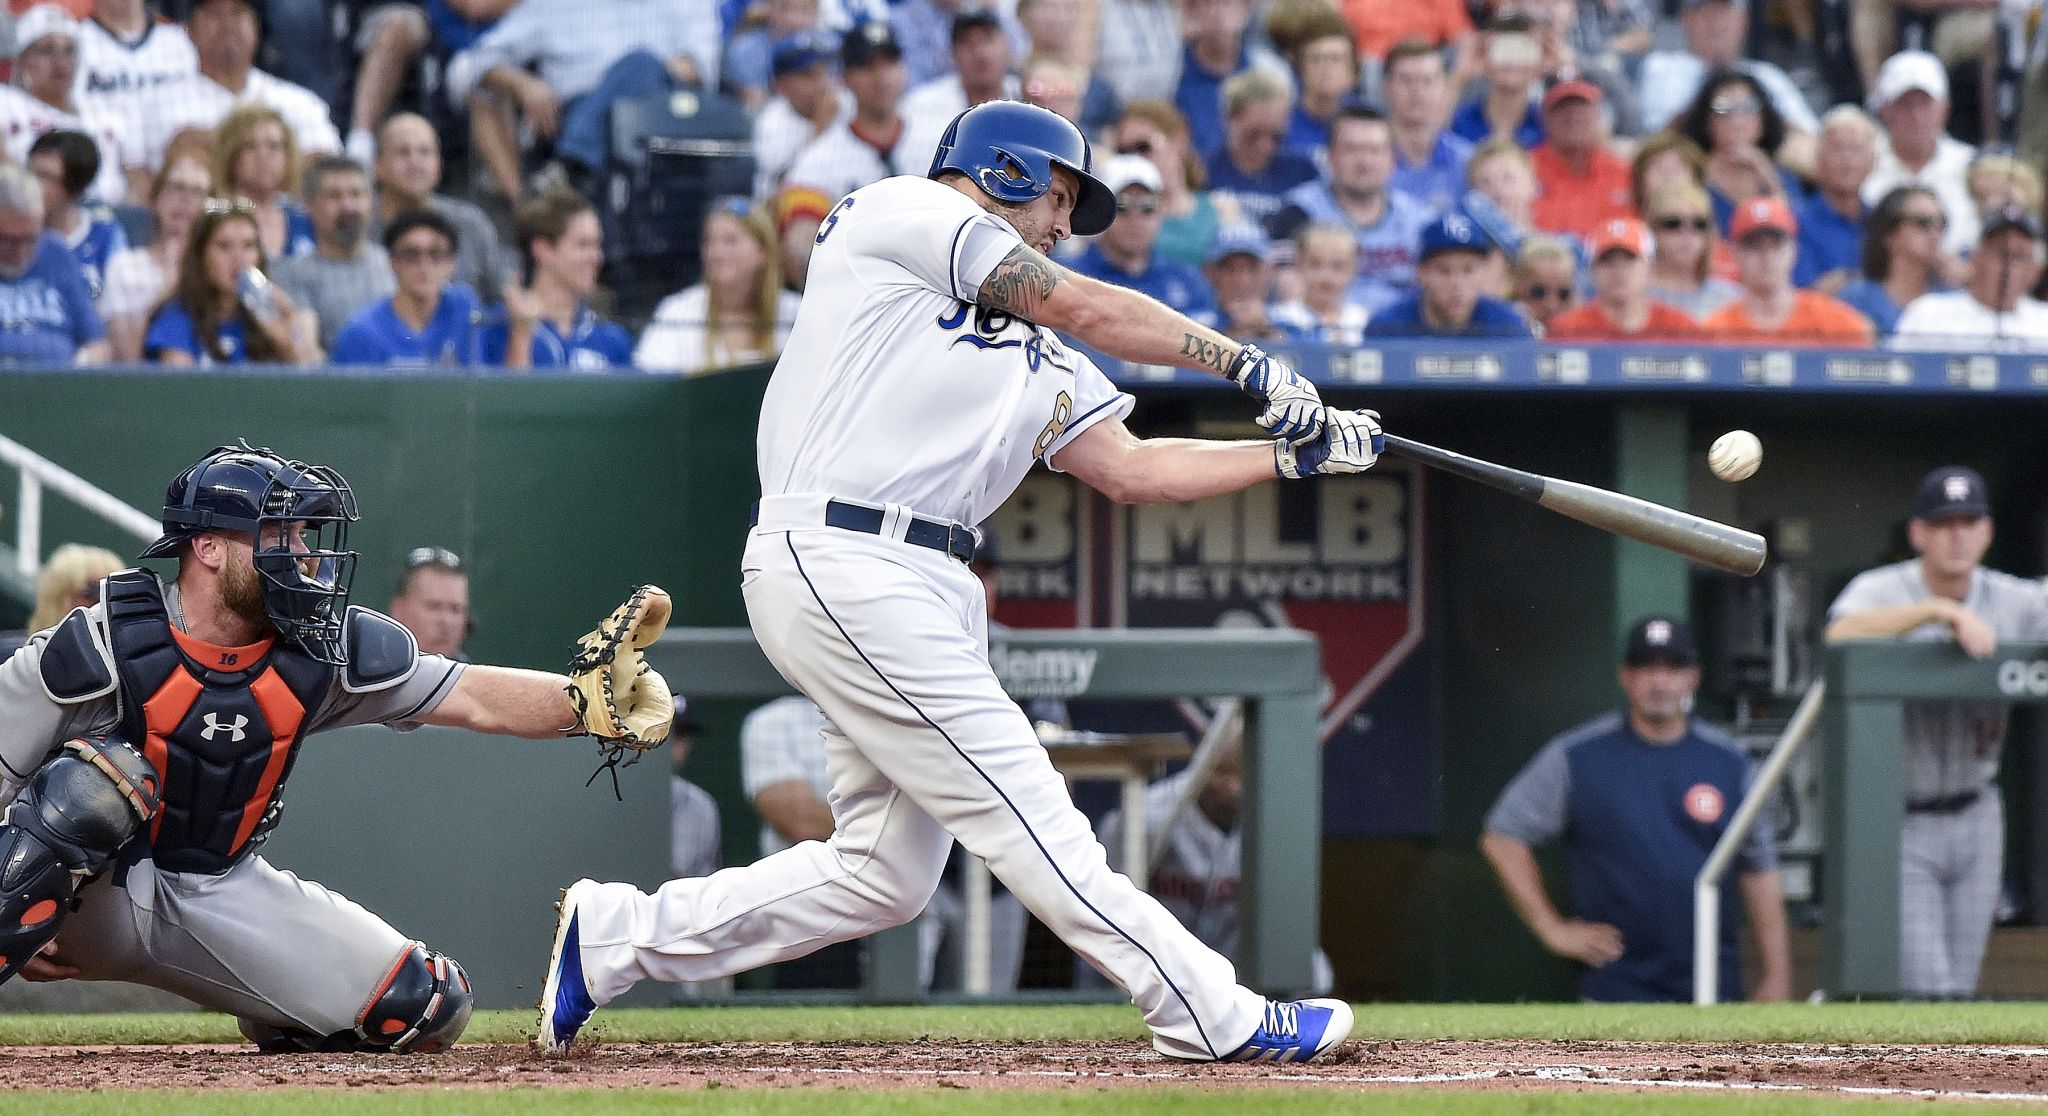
[1708,430,1762,482]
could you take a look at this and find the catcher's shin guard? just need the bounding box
[0,734,160,983]
[354,943,474,1053]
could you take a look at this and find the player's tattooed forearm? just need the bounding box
[1180,333,1231,372]
[979,246,1062,318]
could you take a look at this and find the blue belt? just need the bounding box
[753,500,980,564]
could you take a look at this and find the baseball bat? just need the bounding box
[1382,434,1767,576]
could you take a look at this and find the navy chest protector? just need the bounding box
[102,571,335,874]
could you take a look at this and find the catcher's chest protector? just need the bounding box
[102,571,333,875]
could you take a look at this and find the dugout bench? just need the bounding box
[1823,640,2048,998]
[648,626,1327,1001]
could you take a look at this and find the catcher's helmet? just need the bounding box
[928,100,1115,237]
[139,441,360,665]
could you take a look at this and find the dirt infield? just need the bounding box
[7,1039,2048,1101]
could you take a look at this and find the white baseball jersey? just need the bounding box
[782,117,918,203]
[0,86,141,203]
[757,174,1134,527]
[75,18,198,173]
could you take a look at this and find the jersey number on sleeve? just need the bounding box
[815,197,855,244]
[1032,391,1074,459]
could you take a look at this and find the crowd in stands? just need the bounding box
[2,0,2048,370]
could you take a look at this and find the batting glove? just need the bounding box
[1228,344,1324,444]
[1275,409,1384,479]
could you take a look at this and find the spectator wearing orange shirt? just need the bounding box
[1530,79,1632,245]
[1341,0,1472,68]
[1701,197,1875,347]
[1549,218,1703,341]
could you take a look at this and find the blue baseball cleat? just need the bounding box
[537,879,598,1053]
[1222,998,1354,1063]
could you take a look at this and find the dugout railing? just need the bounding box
[644,626,1327,1002]
[1820,640,2048,999]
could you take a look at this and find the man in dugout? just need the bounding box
[1480,615,1791,1002]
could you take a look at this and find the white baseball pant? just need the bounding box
[570,505,1265,1059]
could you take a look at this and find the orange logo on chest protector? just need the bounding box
[1684,783,1726,825]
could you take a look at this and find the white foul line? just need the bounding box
[729,1060,2048,1103]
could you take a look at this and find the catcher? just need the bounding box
[0,442,672,1053]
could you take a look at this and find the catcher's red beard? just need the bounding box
[219,556,274,629]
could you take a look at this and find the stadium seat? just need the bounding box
[600,88,755,323]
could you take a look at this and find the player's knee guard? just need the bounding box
[0,734,159,983]
[353,943,473,1053]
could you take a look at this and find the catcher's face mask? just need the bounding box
[249,462,359,665]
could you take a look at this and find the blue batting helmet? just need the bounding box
[928,100,1115,237]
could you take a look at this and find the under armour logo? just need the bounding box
[200,713,249,743]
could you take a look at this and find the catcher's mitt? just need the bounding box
[567,585,675,795]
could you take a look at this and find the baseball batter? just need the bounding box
[0,443,672,1051]
[1826,466,2048,998]
[542,101,1375,1063]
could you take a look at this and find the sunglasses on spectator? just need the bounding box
[1900,213,1944,230]
[1116,139,1157,157]
[711,196,753,219]
[202,198,257,216]
[1522,285,1576,301]
[1655,216,1714,232]
[392,245,456,264]
[406,546,463,572]
[1118,198,1160,215]
[1710,94,1761,115]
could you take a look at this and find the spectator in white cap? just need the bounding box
[1068,153,1220,322]
[1893,205,2048,350]
[1861,51,1979,257]
[1637,0,1820,139]
[0,5,145,204]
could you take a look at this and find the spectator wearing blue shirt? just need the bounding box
[1382,39,1473,216]
[1837,185,1955,338]
[213,105,318,262]
[145,202,315,366]
[1794,107,1878,290]
[1069,155,1218,323]
[1363,211,1534,337]
[1482,616,1792,1003]
[483,190,635,369]
[1267,106,1434,312]
[0,164,108,364]
[1204,222,1297,343]
[1204,70,1319,230]
[1270,7,1355,166]
[1174,0,1288,162]
[330,209,482,366]
[1449,13,1544,148]
[27,132,127,305]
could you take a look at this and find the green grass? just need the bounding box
[11,1001,2048,1047]
[3,1090,2035,1115]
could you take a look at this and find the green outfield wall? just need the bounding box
[6,368,2048,1005]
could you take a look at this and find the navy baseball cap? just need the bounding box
[1419,212,1490,261]
[772,31,838,78]
[841,21,901,68]
[951,8,1002,43]
[1913,466,1991,521]
[1624,615,1698,667]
